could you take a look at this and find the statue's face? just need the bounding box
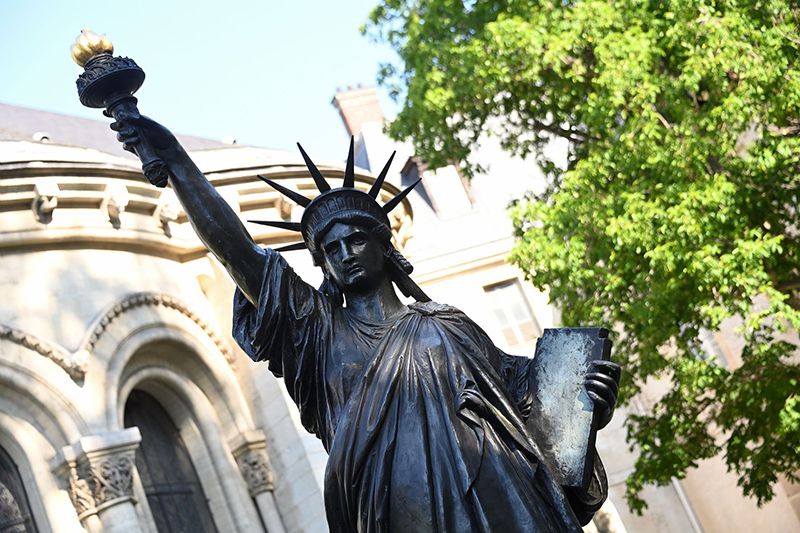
[320,222,387,292]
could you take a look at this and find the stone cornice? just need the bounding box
[0,163,413,260]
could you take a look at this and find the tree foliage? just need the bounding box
[366,0,800,512]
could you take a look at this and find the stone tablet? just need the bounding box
[528,328,611,489]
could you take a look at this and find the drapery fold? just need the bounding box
[233,249,587,532]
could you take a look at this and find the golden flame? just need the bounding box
[70,29,114,67]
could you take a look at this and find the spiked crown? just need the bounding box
[250,137,430,303]
[251,137,420,260]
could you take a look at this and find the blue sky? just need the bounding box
[0,0,399,161]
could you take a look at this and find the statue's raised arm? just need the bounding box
[71,29,265,303]
[111,112,266,304]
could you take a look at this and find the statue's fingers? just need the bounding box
[111,119,139,143]
[592,360,621,383]
[122,138,139,153]
[114,109,141,124]
[116,129,137,143]
[585,379,617,406]
[592,359,619,374]
[587,390,611,413]
[586,372,618,391]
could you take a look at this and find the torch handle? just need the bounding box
[106,96,170,188]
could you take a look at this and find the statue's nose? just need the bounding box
[340,242,356,262]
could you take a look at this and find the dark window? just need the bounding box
[124,390,218,533]
[0,445,37,533]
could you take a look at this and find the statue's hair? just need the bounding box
[318,271,344,306]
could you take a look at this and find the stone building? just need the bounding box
[0,103,371,532]
[0,94,798,533]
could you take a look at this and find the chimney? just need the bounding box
[331,86,384,136]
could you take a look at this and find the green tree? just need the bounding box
[366,0,800,512]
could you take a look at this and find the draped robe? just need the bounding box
[233,249,592,532]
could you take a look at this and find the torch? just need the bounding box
[71,30,169,187]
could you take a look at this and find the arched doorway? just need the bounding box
[124,390,218,532]
[0,445,37,533]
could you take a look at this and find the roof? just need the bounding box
[0,102,227,157]
[0,102,374,179]
[0,140,137,167]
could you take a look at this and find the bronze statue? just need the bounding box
[73,32,620,533]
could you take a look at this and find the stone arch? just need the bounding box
[0,335,92,532]
[0,412,79,533]
[78,291,248,434]
[80,292,235,369]
[115,344,264,532]
[0,358,86,448]
[123,369,258,530]
[105,325,252,436]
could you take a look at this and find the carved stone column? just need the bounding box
[72,427,143,533]
[58,446,101,533]
[232,430,285,533]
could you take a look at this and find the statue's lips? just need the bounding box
[345,265,366,278]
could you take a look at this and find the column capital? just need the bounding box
[230,430,274,496]
[74,428,141,512]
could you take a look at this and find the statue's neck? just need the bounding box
[344,278,406,321]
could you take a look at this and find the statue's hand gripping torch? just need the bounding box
[72,30,170,187]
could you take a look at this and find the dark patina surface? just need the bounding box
[77,44,621,532]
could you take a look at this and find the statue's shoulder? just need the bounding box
[408,301,465,318]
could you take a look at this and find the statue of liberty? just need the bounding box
[110,112,620,533]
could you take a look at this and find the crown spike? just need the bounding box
[368,151,396,198]
[383,178,421,213]
[297,143,331,193]
[248,220,302,231]
[274,241,308,252]
[257,175,311,207]
[343,136,356,188]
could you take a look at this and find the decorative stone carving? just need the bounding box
[236,448,274,496]
[275,195,293,220]
[67,461,97,519]
[32,182,59,224]
[70,428,141,513]
[82,292,234,367]
[0,291,234,384]
[389,209,413,251]
[103,183,129,228]
[231,430,274,497]
[0,324,86,381]
[155,189,180,237]
[86,455,135,507]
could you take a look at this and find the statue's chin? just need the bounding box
[339,273,385,295]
